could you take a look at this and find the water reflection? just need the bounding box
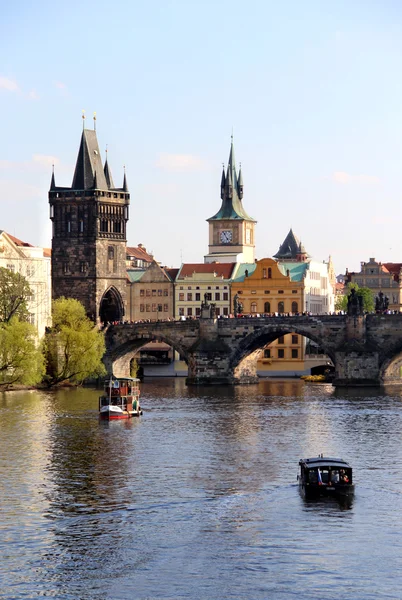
[3,379,402,599]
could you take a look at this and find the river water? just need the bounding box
[1,378,402,599]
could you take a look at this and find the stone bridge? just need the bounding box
[103,314,402,386]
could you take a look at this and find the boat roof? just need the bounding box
[104,377,140,382]
[300,457,352,469]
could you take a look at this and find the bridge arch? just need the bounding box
[228,323,336,380]
[99,287,124,324]
[379,342,402,384]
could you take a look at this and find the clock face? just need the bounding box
[220,230,232,244]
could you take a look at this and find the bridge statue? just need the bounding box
[375,291,389,314]
[233,293,243,318]
[200,293,216,319]
[347,288,363,316]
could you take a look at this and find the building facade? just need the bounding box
[346,258,402,311]
[0,231,51,338]
[175,263,235,318]
[49,125,129,324]
[126,260,175,322]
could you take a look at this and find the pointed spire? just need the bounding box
[220,164,226,199]
[104,146,115,189]
[72,129,108,190]
[122,166,128,192]
[238,162,243,200]
[50,164,56,190]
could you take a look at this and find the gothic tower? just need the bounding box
[49,122,129,323]
[204,136,256,264]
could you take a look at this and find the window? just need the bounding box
[80,261,87,273]
[158,289,162,296]
[187,293,192,301]
[251,302,257,313]
[264,290,270,294]
[146,304,150,312]
[179,293,184,301]
[62,262,69,274]
[292,290,298,294]
[263,268,267,278]
[140,289,145,297]
[7,264,15,273]
[152,290,156,296]
[251,290,257,294]
[179,307,184,316]
[164,304,168,312]
[278,349,285,358]
[188,286,192,290]
[205,293,212,301]
[215,293,220,301]
[268,268,272,279]
[207,286,211,290]
[223,292,228,301]
[157,304,163,312]
[278,301,284,314]
[216,286,220,289]
[278,336,284,344]
[264,349,271,358]
[291,301,298,313]
[292,335,298,344]
[264,301,270,313]
[187,307,193,316]
[196,307,201,316]
[278,290,284,294]
[140,304,144,312]
[163,289,168,296]
[146,289,151,297]
[223,307,229,316]
[215,307,220,316]
[292,349,298,359]
[195,293,201,301]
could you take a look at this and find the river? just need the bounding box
[1,378,402,599]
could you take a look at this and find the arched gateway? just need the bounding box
[103,314,402,387]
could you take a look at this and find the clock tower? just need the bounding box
[204,137,256,264]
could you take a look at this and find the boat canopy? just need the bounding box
[300,457,351,469]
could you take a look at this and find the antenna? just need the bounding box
[93,111,97,131]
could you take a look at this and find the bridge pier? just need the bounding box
[332,351,381,387]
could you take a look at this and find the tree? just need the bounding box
[0,267,32,323]
[335,283,375,313]
[44,297,106,386]
[0,318,45,388]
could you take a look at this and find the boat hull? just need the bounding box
[300,482,355,499]
[99,407,142,420]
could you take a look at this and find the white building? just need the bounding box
[0,231,52,338]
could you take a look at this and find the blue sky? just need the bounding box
[1,0,402,274]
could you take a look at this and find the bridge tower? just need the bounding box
[204,136,257,264]
[49,119,129,323]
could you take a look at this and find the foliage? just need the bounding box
[130,357,139,378]
[334,283,375,313]
[0,267,32,323]
[44,297,106,386]
[0,318,45,388]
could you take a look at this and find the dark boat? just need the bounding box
[298,455,354,499]
[99,376,142,420]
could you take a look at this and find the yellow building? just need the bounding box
[231,258,306,376]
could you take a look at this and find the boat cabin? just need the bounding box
[99,377,141,414]
[298,455,354,497]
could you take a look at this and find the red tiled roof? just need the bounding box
[178,263,236,279]
[43,248,51,257]
[126,245,154,262]
[7,233,33,247]
[383,263,402,282]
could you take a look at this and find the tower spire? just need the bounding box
[50,164,56,190]
[122,165,128,192]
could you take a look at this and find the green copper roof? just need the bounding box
[278,262,308,282]
[231,263,257,283]
[208,138,256,222]
[127,269,146,283]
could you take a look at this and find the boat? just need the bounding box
[298,454,354,499]
[99,376,142,420]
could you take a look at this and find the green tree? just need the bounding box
[0,318,45,388]
[44,297,106,386]
[0,267,32,323]
[335,283,375,313]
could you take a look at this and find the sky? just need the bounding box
[1,0,402,275]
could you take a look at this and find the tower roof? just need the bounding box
[208,137,255,222]
[274,228,310,260]
[72,129,108,190]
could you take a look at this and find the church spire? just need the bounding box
[207,136,255,222]
[122,166,128,192]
